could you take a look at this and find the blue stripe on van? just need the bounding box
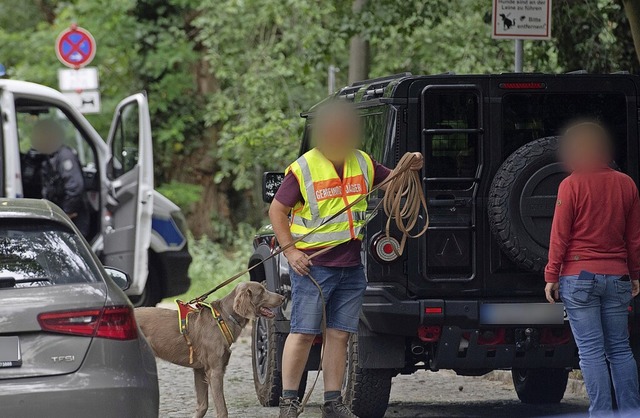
[152,217,185,247]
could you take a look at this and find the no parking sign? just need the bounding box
[55,24,96,68]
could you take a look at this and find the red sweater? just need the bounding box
[545,168,640,283]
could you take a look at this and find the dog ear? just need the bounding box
[233,283,255,319]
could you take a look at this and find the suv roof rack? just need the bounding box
[566,69,588,74]
[337,85,361,101]
[350,72,412,87]
[612,70,630,74]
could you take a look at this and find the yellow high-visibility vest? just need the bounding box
[286,148,375,250]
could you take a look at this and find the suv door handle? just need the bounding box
[429,198,456,207]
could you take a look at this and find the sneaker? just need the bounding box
[279,397,302,418]
[321,396,358,418]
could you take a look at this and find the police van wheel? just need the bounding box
[130,261,162,307]
[343,332,393,418]
[512,368,568,404]
[252,298,307,406]
[488,136,567,272]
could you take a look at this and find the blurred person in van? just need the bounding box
[25,120,89,237]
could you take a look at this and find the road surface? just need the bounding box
[156,327,590,418]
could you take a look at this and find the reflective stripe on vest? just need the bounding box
[286,148,374,250]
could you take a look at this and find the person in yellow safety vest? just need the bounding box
[269,101,423,418]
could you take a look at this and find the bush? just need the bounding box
[167,228,255,302]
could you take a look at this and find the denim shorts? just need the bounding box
[289,265,367,334]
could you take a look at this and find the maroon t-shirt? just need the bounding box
[274,156,392,267]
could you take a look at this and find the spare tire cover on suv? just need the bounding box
[488,137,568,272]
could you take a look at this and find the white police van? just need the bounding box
[0,79,191,306]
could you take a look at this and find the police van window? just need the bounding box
[15,100,98,198]
[502,93,627,171]
[109,102,139,179]
[424,92,479,186]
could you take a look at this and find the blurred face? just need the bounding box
[314,103,361,161]
[560,124,611,172]
[32,121,63,155]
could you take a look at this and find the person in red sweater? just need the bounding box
[545,121,640,417]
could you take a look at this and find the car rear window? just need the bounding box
[0,220,101,287]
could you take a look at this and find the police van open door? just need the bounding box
[103,93,154,296]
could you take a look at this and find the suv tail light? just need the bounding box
[499,82,546,90]
[371,235,401,263]
[38,306,138,340]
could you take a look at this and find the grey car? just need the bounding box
[0,199,159,417]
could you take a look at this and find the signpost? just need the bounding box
[56,24,100,114]
[492,0,552,72]
[58,67,98,91]
[55,25,96,69]
[62,91,101,114]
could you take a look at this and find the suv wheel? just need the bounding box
[252,297,307,406]
[343,332,394,418]
[512,368,569,404]
[488,136,567,272]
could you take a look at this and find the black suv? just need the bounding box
[249,72,640,417]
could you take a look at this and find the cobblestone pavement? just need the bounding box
[157,327,590,418]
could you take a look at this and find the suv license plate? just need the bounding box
[480,303,565,325]
[0,336,21,368]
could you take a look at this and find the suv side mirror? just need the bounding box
[262,172,285,203]
[104,267,131,291]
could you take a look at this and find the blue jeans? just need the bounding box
[290,265,367,334]
[560,274,640,417]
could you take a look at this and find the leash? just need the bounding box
[187,152,424,305]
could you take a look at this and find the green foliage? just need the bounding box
[552,0,639,73]
[168,232,254,302]
[157,181,203,216]
[195,0,347,189]
[365,0,524,76]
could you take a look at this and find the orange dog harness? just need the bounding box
[175,300,235,364]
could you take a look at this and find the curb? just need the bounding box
[484,370,587,397]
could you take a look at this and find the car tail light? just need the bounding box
[424,306,443,315]
[499,82,546,90]
[38,306,137,340]
[371,235,401,263]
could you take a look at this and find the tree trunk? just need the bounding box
[623,0,640,65]
[348,0,369,84]
[169,58,231,238]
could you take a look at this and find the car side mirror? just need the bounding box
[262,172,285,203]
[104,267,131,291]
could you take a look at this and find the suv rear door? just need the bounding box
[410,80,485,297]
[103,93,154,296]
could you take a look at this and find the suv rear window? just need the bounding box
[502,93,628,170]
[0,221,101,287]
